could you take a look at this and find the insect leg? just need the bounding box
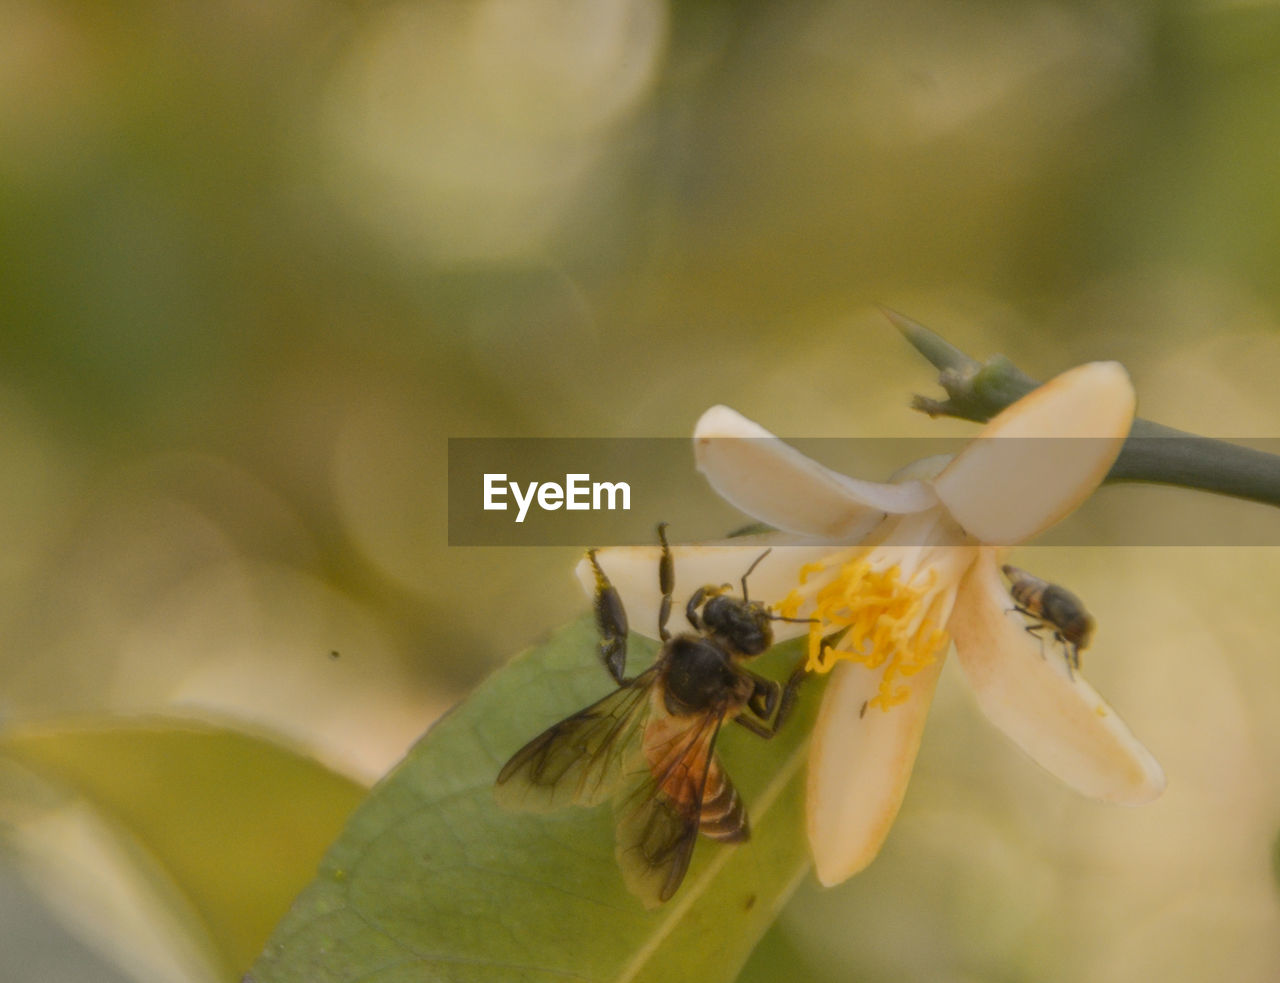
[1061,636,1079,679]
[733,660,809,739]
[684,586,708,632]
[588,548,629,685]
[657,522,674,642]
[1016,614,1048,659]
[768,661,810,734]
[1007,603,1044,654]
[745,677,780,721]
[732,712,774,739]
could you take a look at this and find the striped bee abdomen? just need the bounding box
[698,761,749,842]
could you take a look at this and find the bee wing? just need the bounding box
[613,710,745,907]
[494,666,659,811]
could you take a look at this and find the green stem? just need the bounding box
[886,309,1280,509]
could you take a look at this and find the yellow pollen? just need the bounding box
[792,555,950,711]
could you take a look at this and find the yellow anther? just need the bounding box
[800,553,950,711]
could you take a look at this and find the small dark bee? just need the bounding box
[1002,564,1095,676]
[495,523,807,907]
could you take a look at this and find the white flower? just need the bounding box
[578,361,1164,887]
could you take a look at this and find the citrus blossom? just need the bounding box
[579,361,1164,886]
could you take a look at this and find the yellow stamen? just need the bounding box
[793,554,950,711]
[777,559,839,622]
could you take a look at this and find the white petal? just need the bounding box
[573,537,838,641]
[947,549,1164,803]
[806,656,946,886]
[932,362,1135,545]
[694,405,937,538]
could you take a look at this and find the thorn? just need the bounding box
[879,307,981,374]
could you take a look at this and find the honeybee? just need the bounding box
[1002,564,1095,676]
[495,524,807,907]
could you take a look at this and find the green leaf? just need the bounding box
[248,616,823,983]
[0,718,367,978]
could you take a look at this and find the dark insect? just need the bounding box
[1002,564,1095,677]
[495,523,807,907]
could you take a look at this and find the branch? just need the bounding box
[885,308,1280,509]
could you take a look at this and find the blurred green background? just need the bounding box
[2,0,1280,980]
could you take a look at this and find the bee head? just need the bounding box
[1062,609,1095,649]
[700,594,774,657]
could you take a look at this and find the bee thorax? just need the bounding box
[1041,585,1093,648]
[660,636,743,715]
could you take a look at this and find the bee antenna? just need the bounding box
[740,548,772,602]
[770,614,819,625]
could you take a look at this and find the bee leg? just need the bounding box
[656,522,674,642]
[1007,603,1046,659]
[732,710,774,739]
[769,662,810,734]
[1021,621,1047,659]
[588,548,629,685]
[735,661,808,738]
[745,677,779,721]
[685,585,708,632]
[1062,638,1080,679]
